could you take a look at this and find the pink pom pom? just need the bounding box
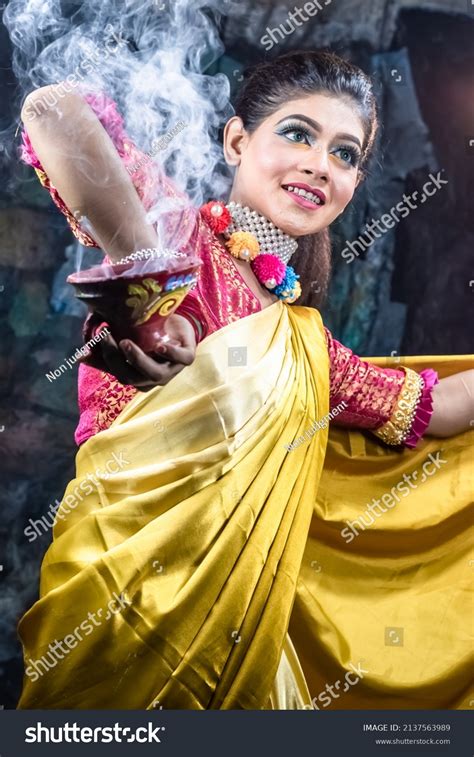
[251,254,286,287]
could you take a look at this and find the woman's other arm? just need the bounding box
[325,327,473,446]
[21,84,159,262]
[426,369,474,438]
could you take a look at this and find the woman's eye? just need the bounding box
[283,128,310,145]
[334,146,359,166]
[292,131,305,142]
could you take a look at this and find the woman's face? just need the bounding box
[224,93,366,237]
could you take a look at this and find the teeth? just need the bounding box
[285,185,322,205]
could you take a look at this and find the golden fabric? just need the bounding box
[289,353,473,710]
[17,304,473,710]
[18,301,330,709]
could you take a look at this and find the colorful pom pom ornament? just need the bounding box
[200,201,231,234]
[273,266,301,303]
[277,280,302,303]
[250,254,286,289]
[225,231,260,261]
[199,199,302,303]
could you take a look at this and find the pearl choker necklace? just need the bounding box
[225,202,298,264]
[199,200,302,303]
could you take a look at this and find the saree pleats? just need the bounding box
[17,305,473,710]
[289,355,473,710]
[17,301,330,709]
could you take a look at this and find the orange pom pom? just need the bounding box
[225,231,260,261]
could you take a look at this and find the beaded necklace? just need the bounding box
[200,200,301,303]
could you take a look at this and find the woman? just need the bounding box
[17,52,473,709]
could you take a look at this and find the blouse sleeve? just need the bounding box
[325,327,439,448]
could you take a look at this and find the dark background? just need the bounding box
[0,0,473,709]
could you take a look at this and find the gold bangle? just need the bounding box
[373,367,424,446]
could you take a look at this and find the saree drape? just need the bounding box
[17,300,330,709]
[288,353,473,710]
[17,303,473,710]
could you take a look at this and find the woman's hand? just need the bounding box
[79,314,197,390]
[426,369,474,437]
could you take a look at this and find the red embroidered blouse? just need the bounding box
[19,90,437,448]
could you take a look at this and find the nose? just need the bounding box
[297,146,330,183]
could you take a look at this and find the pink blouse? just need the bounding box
[19,90,438,448]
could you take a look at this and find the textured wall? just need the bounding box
[221,0,473,356]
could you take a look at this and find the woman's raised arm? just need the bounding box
[21,83,159,262]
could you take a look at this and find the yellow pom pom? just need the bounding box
[282,280,302,304]
[226,231,260,260]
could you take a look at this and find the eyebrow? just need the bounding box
[276,113,363,150]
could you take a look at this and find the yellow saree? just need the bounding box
[289,353,473,710]
[16,302,473,710]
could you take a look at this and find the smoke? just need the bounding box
[2,0,236,207]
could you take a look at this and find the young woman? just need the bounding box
[16,52,473,710]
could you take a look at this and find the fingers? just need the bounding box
[76,346,106,372]
[154,340,195,366]
[75,326,196,390]
[118,340,186,390]
[75,315,111,372]
[100,334,147,385]
[119,340,178,380]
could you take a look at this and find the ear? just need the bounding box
[223,116,248,166]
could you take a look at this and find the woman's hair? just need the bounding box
[233,50,379,307]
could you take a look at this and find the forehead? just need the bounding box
[264,94,366,142]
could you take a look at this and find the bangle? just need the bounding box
[115,248,187,265]
[372,367,424,446]
[174,299,207,345]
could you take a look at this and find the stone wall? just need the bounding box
[221,0,474,355]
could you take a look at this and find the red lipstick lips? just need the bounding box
[282,182,327,211]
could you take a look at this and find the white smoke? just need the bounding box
[3,0,236,206]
